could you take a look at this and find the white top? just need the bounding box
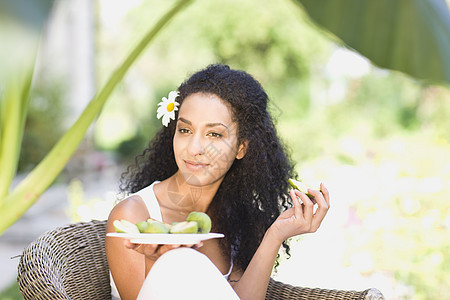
[110,182,233,299]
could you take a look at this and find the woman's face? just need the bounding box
[173,92,246,187]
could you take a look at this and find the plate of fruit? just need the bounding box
[107,212,224,244]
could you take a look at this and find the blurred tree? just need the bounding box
[99,0,450,158]
[96,0,331,148]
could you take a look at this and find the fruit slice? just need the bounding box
[169,221,198,234]
[186,212,211,234]
[136,221,149,233]
[288,178,320,198]
[144,219,171,233]
[113,219,140,233]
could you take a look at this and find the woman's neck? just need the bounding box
[156,171,222,215]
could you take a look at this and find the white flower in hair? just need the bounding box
[157,91,180,127]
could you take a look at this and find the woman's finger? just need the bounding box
[192,241,204,249]
[143,244,161,257]
[124,239,135,249]
[320,183,330,208]
[308,188,329,231]
[290,189,304,219]
[126,241,161,257]
[294,189,314,223]
[307,188,327,209]
[163,244,183,255]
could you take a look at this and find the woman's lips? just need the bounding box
[184,160,209,171]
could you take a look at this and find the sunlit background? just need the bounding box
[1,0,450,299]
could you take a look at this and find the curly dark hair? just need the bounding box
[120,64,296,271]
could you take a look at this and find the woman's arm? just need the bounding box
[232,185,330,300]
[106,196,203,299]
[230,226,282,299]
[106,197,151,300]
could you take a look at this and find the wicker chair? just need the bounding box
[17,220,384,299]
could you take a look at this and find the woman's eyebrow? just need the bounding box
[206,122,229,129]
[178,117,191,125]
[178,117,229,129]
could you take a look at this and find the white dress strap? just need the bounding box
[223,260,234,280]
[130,181,162,221]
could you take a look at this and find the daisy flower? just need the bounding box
[157,91,180,127]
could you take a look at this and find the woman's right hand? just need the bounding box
[269,183,330,243]
[124,240,203,262]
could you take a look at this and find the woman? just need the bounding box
[106,64,330,299]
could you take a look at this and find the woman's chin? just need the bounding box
[179,171,222,188]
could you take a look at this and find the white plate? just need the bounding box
[107,232,224,244]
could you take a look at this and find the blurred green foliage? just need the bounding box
[281,72,450,299]
[18,83,66,172]
[0,280,22,300]
[95,0,331,159]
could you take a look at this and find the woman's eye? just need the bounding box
[208,132,222,138]
[178,128,191,134]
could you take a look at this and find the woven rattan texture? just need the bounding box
[17,220,384,299]
[17,220,111,299]
[266,279,374,300]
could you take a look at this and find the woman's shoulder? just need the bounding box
[107,194,150,226]
[107,181,163,228]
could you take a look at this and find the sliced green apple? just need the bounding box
[288,178,320,198]
[144,219,171,233]
[136,221,149,233]
[169,221,198,234]
[113,219,140,234]
[186,212,211,234]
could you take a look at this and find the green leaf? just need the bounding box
[0,0,194,234]
[294,0,450,85]
[0,70,33,200]
[0,0,51,192]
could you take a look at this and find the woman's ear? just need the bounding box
[236,140,248,160]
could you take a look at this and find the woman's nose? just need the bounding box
[187,134,205,157]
